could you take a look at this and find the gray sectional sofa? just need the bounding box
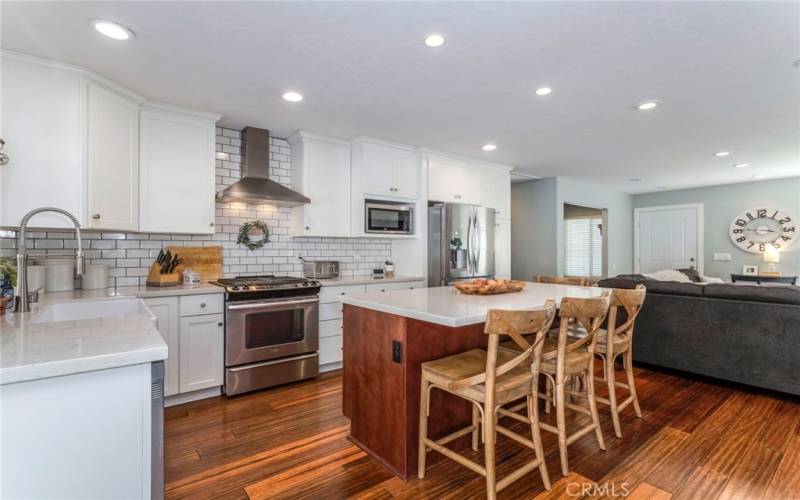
[597,274,800,396]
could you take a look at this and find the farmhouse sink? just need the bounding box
[31,298,155,324]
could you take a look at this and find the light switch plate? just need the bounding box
[713,253,732,261]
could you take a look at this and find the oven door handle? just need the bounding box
[227,297,319,311]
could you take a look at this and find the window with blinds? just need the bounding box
[565,217,603,277]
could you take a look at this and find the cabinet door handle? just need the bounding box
[92,214,101,220]
[305,226,310,231]
[209,222,215,227]
[340,292,346,295]
[200,303,206,308]
[217,321,223,327]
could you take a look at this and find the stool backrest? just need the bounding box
[534,275,590,287]
[605,285,647,349]
[551,293,611,371]
[448,301,557,394]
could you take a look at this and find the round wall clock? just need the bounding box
[729,207,797,253]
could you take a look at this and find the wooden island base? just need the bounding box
[342,304,489,479]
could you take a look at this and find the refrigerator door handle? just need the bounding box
[466,212,473,275]
[473,211,480,271]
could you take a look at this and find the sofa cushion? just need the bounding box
[677,268,702,283]
[597,275,646,289]
[703,283,800,305]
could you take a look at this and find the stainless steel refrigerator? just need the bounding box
[428,203,495,287]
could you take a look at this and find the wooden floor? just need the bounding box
[165,365,800,499]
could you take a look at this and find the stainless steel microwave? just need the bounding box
[365,201,414,235]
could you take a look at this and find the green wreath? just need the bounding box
[237,220,270,250]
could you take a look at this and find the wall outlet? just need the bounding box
[392,340,402,363]
[713,253,732,262]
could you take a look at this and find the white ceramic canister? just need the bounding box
[26,265,47,292]
[45,259,75,292]
[82,264,109,290]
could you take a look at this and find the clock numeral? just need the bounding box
[779,217,792,224]
[747,241,756,248]
[735,219,747,227]
[772,242,782,249]
[757,209,767,218]
[732,228,743,234]
[736,236,746,243]
[782,235,792,241]
[746,212,755,221]
[784,226,796,232]
[759,243,766,252]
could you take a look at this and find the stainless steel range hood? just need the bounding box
[216,126,310,206]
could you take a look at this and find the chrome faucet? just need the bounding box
[15,207,84,312]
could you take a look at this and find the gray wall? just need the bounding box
[511,177,633,280]
[632,177,800,279]
[511,177,558,280]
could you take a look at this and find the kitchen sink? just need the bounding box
[31,298,155,323]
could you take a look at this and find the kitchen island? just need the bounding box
[341,282,607,479]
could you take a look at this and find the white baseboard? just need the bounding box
[320,362,342,373]
[165,386,221,407]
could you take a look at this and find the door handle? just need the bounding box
[227,297,319,310]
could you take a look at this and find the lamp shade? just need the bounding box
[763,248,780,263]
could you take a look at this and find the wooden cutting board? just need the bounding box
[166,246,222,282]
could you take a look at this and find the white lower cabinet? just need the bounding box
[178,313,224,393]
[146,293,224,399]
[144,297,180,396]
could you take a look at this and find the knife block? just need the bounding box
[145,263,180,287]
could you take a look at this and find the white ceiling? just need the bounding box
[2,1,799,193]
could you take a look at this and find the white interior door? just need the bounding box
[636,204,702,274]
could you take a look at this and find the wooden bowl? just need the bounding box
[453,279,526,295]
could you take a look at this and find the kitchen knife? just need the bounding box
[156,249,165,265]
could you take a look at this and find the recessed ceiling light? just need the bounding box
[90,19,134,41]
[282,91,303,102]
[733,163,750,168]
[635,100,661,111]
[753,174,766,180]
[535,87,552,96]
[424,34,446,48]
[713,151,731,157]
[629,177,643,182]
[481,144,497,151]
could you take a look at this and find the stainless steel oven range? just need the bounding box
[212,275,322,395]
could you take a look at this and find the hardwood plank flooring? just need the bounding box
[165,366,800,499]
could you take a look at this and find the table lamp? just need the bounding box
[763,248,780,275]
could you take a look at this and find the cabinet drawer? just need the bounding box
[319,335,343,365]
[179,294,224,316]
[319,302,343,321]
[319,318,343,338]
[365,281,426,293]
[319,284,366,303]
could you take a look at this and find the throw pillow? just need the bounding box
[644,269,692,282]
[677,268,702,282]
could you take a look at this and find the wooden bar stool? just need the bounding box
[418,302,557,500]
[591,285,646,438]
[524,294,611,477]
[534,275,590,287]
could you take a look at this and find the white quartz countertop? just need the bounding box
[341,282,610,327]
[317,275,424,287]
[1,293,168,385]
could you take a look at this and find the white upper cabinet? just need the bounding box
[139,104,219,234]
[427,155,482,205]
[87,83,140,231]
[480,167,511,219]
[289,132,351,237]
[0,54,87,228]
[355,141,420,200]
[494,218,511,279]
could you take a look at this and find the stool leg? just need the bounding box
[528,394,551,490]
[607,354,622,438]
[586,363,606,451]
[624,349,642,418]
[484,401,497,500]
[555,378,569,476]
[417,374,429,479]
[471,403,480,451]
[545,377,552,414]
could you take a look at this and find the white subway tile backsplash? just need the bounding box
[1,128,391,287]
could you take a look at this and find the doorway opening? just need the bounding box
[563,204,608,279]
